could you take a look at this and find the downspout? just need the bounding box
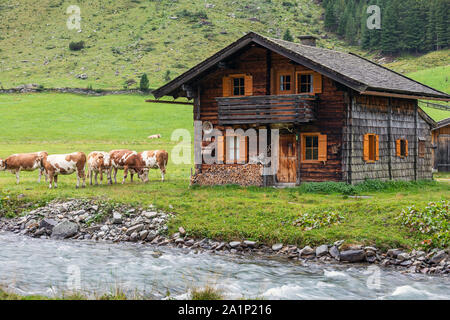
[388,98,393,180]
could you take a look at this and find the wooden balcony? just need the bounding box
[216,94,317,125]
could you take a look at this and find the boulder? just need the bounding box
[272,243,283,251]
[430,250,447,265]
[243,240,257,248]
[126,224,144,236]
[340,250,366,263]
[316,245,328,257]
[39,218,57,231]
[51,221,79,239]
[112,212,122,224]
[229,241,241,248]
[329,246,340,260]
[299,246,314,257]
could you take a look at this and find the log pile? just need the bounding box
[191,164,263,186]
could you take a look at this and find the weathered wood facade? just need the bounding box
[432,119,450,172]
[153,32,449,186]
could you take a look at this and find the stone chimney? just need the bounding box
[298,35,318,47]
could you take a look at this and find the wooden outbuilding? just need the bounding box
[153,32,450,186]
[432,118,450,172]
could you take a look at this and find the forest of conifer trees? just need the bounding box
[322,0,449,54]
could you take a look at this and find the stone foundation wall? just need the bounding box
[191,164,264,186]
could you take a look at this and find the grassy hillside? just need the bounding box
[0,0,361,90]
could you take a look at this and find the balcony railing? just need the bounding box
[216,94,316,125]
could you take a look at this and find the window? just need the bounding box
[228,135,240,163]
[279,75,292,92]
[301,133,327,162]
[305,135,318,160]
[216,134,248,164]
[363,133,379,162]
[233,77,245,96]
[396,139,408,158]
[295,71,322,94]
[222,74,253,97]
[298,74,313,93]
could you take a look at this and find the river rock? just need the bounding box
[139,230,149,240]
[316,245,328,257]
[146,231,157,242]
[178,227,186,235]
[112,212,122,224]
[387,249,403,258]
[340,250,366,263]
[40,218,55,229]
[397,252,410,261]
[51,221,79,239]
[329,246,340,260]
[243,240,257,248]
[299,246,314,257]
[272,243,283,251]
[430,251,447,264]
[229,241,241,248]
[126,224,144,236]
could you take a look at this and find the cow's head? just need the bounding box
[37,152,48,165]
[136,168,149,183]
[102,153,111,168]
[0,159,5,171]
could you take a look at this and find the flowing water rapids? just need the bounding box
[0,232,448,300]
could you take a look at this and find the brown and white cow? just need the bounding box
[42,152,86,189]
[109,149,148,184]
[139,150,168,181]
[0,152,48,184]
[87,151,112,185]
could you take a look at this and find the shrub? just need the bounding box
[398,201,449,248]
[293,209,344,231]
[191,286,223,300]
[69,41,85,51]
[139,73,149,91]
[164,70,171,82]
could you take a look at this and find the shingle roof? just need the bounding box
[153,32,450,101]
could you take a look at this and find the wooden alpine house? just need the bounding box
[153,32,450,186]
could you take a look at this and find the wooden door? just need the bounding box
[277,134,297,183]
[437,134,450,172]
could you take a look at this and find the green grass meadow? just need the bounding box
[0,93,449,251]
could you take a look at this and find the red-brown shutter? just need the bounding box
[313,72,323,94]
[396,139,401,157]
[405,139,409,157]
[222,76,231,97]
[318,134,327,161]
[363,134,370,161]
[244,75,253,96]
[375,135,380,161]
[238,136,248,164]
[217,135,225,163]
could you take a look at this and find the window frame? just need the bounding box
[296,71,314,94]
[364,133,379,163]
[418,139,426,158]
[301,132,327,163]
[276,71,294,94]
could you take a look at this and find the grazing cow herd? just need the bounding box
[0,149,168,189]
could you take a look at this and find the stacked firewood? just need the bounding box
[191,164,263,186]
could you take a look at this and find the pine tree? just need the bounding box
[380,0,401,54]
[283,29,294,42]
[324,2,337,31]
[139,73,149,91]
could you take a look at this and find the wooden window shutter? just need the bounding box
[217,135,225,163]
[396,139,401,157]
[363,134,370,161]
[313,72,323,94]
[318,134,327,161]
[244,75,253,96]
[238,136,248,164]
[405,139,409,157]
[222,76,231,97]
[375,135,380,161]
